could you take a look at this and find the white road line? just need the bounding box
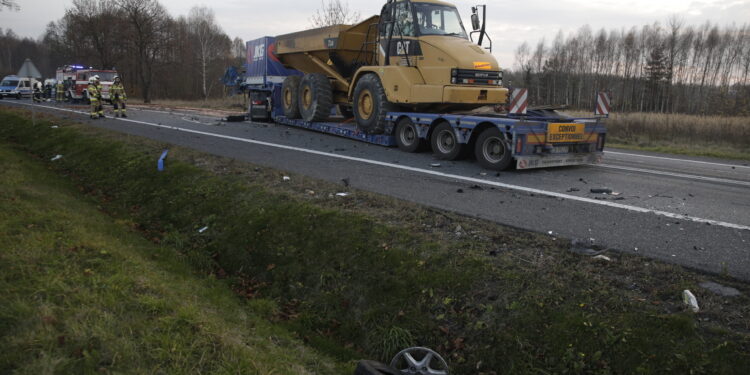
[605,150,750,170]
[596,164,750,187]
[6,101,750,231]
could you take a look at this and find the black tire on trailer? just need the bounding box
[430,122,465,160]
[298,73,333,122]
[395,117,426,153]
[474,127,513,170]
[353,73,394,135]
[281,75,302,119]
[338,104,354,119]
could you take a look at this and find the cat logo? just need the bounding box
[396,41,411,55]
[473,61,492,70]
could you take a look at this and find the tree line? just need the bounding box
[507,19,750,116]
[0,0,246,102]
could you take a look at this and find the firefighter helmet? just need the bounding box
[113,75,121,82]
[93,75,100,81]
[88,77,96,83]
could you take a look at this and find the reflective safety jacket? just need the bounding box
[110,83,127,101]
[88,84,99,101]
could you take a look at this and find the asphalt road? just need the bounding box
[3,99,749,280]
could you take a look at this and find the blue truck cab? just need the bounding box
[242,37,302,121]
[0,75,33,99]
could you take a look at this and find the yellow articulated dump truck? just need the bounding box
[275,0,507,134]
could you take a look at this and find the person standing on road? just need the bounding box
[56,80,65,102]
[110,76,127,118]
[32,81,43,103]
[93,75,104,118]
[87,77,100,119]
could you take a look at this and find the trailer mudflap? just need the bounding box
[516,152,603,170]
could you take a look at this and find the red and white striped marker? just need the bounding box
[595,92,611,116]
[508,88,528,115]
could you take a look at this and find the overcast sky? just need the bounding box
[2,0,749,68]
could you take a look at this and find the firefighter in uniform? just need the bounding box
[32,81,43,103]
[110,76,127,118]
[93,75,104,118]
[56,80,65,102]
[87,77,100,119]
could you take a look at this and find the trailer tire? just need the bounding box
[395,117,425,153]
[299,73,333,122]
[431,122,465,160]
[282,76,302,119]
[475,127,513,170]
[353,73,393,135]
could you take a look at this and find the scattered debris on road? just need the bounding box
[567,187,580,192]
[431,163,441,168]
[590,188,613,194]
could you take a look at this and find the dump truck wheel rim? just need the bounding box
[284,89,293,108]
[358,89,373,120]
[482,136,506,163]
[302,87,312,109]
[436,130,456,154]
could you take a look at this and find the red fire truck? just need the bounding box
[56,65,118,102]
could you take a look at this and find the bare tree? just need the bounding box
[310,0,360,28]
[116,0,169,103]
[188,6,224,100]
[1,0,19,11]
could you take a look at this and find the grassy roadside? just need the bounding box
[0,143,349,373]
[568,111,750,160]
[1,107,749,374]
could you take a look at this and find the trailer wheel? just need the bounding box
[281,76,302,119]
[353,74,393,134]
[475,127,512,170]
[299,73,333,122]
[395,117,425,153]
[431,122,465,160]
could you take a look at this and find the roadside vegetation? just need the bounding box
[567,110,750,160]
[2,107,749,374]
[0,140,348,373]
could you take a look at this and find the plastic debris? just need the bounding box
[335,192,349,197]
[479,172,487,176]
[682,290,700,312]
[593,255,612,262]
[50,155,63,161]
[50,125,59,129]
[305,190,315,196]
[198,226,209,233]
[431,163,441,167]
[282,176,291,181]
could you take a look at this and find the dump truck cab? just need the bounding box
[275,0,508,134]
[365,0,506,106]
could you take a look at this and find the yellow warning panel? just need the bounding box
[473,62,492,70]
[547,123,585,143]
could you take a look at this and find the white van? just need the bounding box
[0,75,35,99]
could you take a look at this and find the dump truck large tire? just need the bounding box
[282,76,302,119]
[353,74,393,135]
[299,73,333,122]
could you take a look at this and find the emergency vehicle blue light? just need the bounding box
[71,65,85,69]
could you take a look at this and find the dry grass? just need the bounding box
[570,111,750,159]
